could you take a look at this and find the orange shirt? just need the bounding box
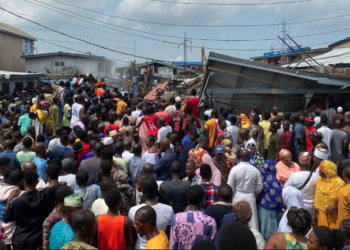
[205,118,218,147]
[117,101,127,114]
[96,88,105,98]
[98,214,125,250]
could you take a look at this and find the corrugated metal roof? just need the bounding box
[137,60,197,73]
[172,61,203,66]
[0,22,36,41]
[286,48,350,68]
[250,47,331,60]
[21,52,113,62]
[199,52,350,114]
[0,70,45,79]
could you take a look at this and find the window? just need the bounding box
[173,69,177,75]
[154,66,158,74]
[192,66,196,70]
[55,62,59,66]
[60,62,65,66]
[15,82,23,90]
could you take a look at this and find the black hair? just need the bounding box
[22,137,33,149]
[218,184,233,201]
[9,169,24,185]
[46,164,60,180]
[135,206,157,226]
[200,164,212,180]
[191,89,197,96]
[109,116,115,124]
[343,166,350,180]
[146,135,156,143]
[60,135,69,144]
[169,161,182,173]
[36,134,45,143]
[221,110,228,119]
[192,240,217,250]
[230,115,237,124]
[203,114,209,121]
[55,186,73,203]
[71,209,95,232]
[170,96,175,104]
[141,175,159,199]
[263,111,271,120]
[321,113,328,124]
[211,109,219,118]
[133,144,142,156]
[175,102,181,109]
[115,141,124,153]
[100,160,113,176]
[0,157,11,167]
[100,148,114,161]
[218,222,257,250]
[105,189,122,208]
[3,166,17,180]
[49,159,62,169]
[314,226,345,250]
[340,219,350,244]
[187,185,205,205]
[24,171,39,186]
[286,207,311,234]
[78,131,88,141]
[76,170,89,186]
[146,105,154,115]
[185,106,193,115]
[252,114,260,124]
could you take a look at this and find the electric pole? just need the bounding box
[279,18,290,56]
[179,33,192,72]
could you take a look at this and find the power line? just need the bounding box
[148,0,312,5]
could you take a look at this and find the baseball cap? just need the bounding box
[215,145,225,155]
[103,137,113,146]
[309,132,323,139]
[271,120,280,128]
[92,97,99,102]
[305,115,314,123]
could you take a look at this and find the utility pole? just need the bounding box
[279,18,290,63]
[134,41,136,61]
[179,33,192,72]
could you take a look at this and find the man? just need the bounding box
[330,119,347,163]
[77,131,91,162]
[270,106,282,121]
[116,96,128,114]
[12,131,24,153]
[49,135,70,161]
[127,144,146,189]
[227,149,263,230]
[63,142,82,174]
[204,184,233,229]
[259,111,272,158]
[170,102,184,139]
[122,140,134,163]
[305,115,316,153]
[314,108,322,126]
[331,106,344,125]
[188,136,210,168]
[33,142,49,182]
[80,142,104,185]
[43,127,53,149]
[0,140,20,168]
[58,159,78,191]
[74,170,101,209]
[165,97,176,116]
[3,171,61,250]
[27,124,36,140]
[160,161,191,214]
[185,89,199,118]
[343,111,350,157]
[30,97,38,113]
[17,107,32,136]
[267,120,281,162]
[157,117,172,143]
[89,104,103,133]
[227,115,239,146]
[155,138,178,181]
[96,84,106,98]
[104,116,120,136]
[16,137,36,169]
[60,209,97,249]
[63,81,73,106]
[134,206,170,250]
[74,114,89,132]
[114,141,128,173]
[205,110,219,151]
[155,103,171,126]
[87,97,98,116]
[128,175,174,249]
[49,97,62,134]
[337,166,350,225]
[120,108,137,127]
[92,178,116,216]
[204,103,212,119]
[317,113,333,154]
[96,189,133,249]
[0,158,14,185]
[291,113,305,164]
[48,127,64,152]
[132,103,143,118]
[119,117,135,146]
[182,160,202,186]
[39,94,52,115]
[252,114,264,154]
[200,164,219,209]
[70,96,85,129]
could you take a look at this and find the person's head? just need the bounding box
[319,160,337,179]
[104,187,122,212]
[24,171,39,189]
[340,219,350,247]
[211,109,219,119]
[12,131,22,143]
[251,114,259,125]
[342,166,350,183]
[315,108,322,116]
[100,178,116,198]
[334,119,343,129]
[232,201,252,224]
[9,169,25,187]
[187,185,205,208]
[287,207,312,235]
[272,106,278,115]
[283,120,290,131]
[169,161,182,177]
[191,88,197,96]
[240,149,250,163]
[279,149,293,166]
[45,164,59,182]
[78,131,89,144]
[175,101,181,110]
[3,166,17,184]
[338,106,344,114]
[130,144,141,158]
[61,158,73,174]
[72,142,83,156]
[4,139,14,151]
[0,157,12,175]
[52,97,60,105]
[100,148,114,161]
[71,209,97,239]
[99,160,113,177]
[140,175,159,200]
[59,134,69,147]
[290,113,300,124]
[62,194,83,224]
[76,170,88,187]
[142,163,154,175]
[269,121,279,133]
[321,113,328,125]
[94,142,105,158]
[55,127,64,137]
[218,222,257,250]
[22,161,37,173]
[262,111,271,121]
[185,161,196,179]
[159,138,170,152]
[308,226,345,250]
[238,129,249,142]
[200,164,212,182]
[36,134,45,143]
[218,119,227,130]
[34,142,46,158]
[218,184,233,203]
[80,115,89,126]
[27,125,35,137]
[198,136,210,150]
[55,186,74,206]
[114,141,124,156]
[134,206,157,237]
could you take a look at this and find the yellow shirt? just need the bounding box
[259,120,272,150]
[205,118,218,147]
[117,101,127,114]
[338,184,350,226]
[30,103,37,113]
[145,230,170,250]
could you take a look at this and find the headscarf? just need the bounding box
[196,154,222,186]
[259,160,283,211]
[279,149,291,161]
[278,186,305,233]
[299,152,311,166]
[314,160,345,212]
[232,201,252,223]
[64,194,83,207]
[314,143,329,160]
[240,114,252,130]
[247,142,264,169]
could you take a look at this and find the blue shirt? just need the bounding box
[154,151,178,181]
[75,184,101,209]
[33,157,49,183]
[181,134,191,147]
[80,152,94,163]
[49,145,69,161]
[49,221,74,250]
[1,117,8,125]
[128,157,146,188]
[43,134,51,149]
[0,150,20,168]
[292,122,305,160]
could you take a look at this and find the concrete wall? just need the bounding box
[333,41,350,49]
[0,78,39,95]
[0,32,26,71]
[25,55,114,78]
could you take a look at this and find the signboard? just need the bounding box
[22,39,34,56]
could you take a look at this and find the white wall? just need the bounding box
[25,55,113,78]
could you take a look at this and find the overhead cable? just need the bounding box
[148,0,312,5]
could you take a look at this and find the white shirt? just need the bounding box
[314,116,321,126]
[204,109,212,118]
[129,203,174,249]
[157,126,172,143]
[48,138,61,152]
[165,105,176,116]
[58,174,79,191]
[122,151,134,164]
[70,103,83,129]
[227,125,240,145]
[132,110,142,118]
[91,198,108,216]
[317,126,333,152]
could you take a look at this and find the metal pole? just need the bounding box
[184,33,186,72]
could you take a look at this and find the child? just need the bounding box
[280,120,292,153]
[267,119,281,162]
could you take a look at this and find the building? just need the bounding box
[21,52,115,78]
[0,22,36,72]
[172,61,204,73]
[137,60,197,78]
[0,71,45,95]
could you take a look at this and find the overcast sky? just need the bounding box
[2,0,350,67]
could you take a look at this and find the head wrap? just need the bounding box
[103,137,113,146]
[279,149,292,161]
[240,114,251,130]
[222,139,232,147]
[232,201,252,223]
[299,152,311,166]
[32,98,38,104]
[319,160,337,178]
[64,194,83,207]
[314,143,329,160]
[175,96,182,102]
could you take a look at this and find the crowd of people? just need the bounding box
[0,75,350,250]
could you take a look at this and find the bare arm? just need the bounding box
[134,117,145,129]
[342,142,347,159]
[124,217,134,248]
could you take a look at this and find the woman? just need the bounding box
[247,142,265,170]
[307,226,345,250]
[275,149,301,186]
[258,160,283,242]
[112,169,133,216]
[314,160,345,230]
[213,143,233,183]
[278,186,305,233]
[141,135,159,165]
[265,207,311,250]
[340,219,350,249]
[195,154,222,186]
[215,201,266,249]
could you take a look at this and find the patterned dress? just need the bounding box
[188,148,209,168]
[42,208,62,250]
[112,169,134,216]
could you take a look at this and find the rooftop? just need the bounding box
[21,52,114,62]
[137,60,197,73]
[0,22,36,41]
[0,71,45,79]
[172,61,203,66]
[250,47,331,60]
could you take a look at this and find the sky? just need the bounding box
[1,0,350,67]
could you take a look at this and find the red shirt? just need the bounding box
[186,97,199,118]
[281,131,293,153]
[305,126,316,152]
[216,130,224,145]
[155,111,171,126]
[144,114,159,136]
[78,142,90,163]
[104,124,119,136]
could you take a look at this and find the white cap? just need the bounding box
[175,96,182,102]
[102,137,113,146]
[337,106,343,113]
[32,98,38,104]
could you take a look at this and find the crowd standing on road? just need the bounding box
[0,74,350,250]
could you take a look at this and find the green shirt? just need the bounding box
[18,113,32,136]
[17,151,36,169]
[267,133,281,161]
[62,104,71,128]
